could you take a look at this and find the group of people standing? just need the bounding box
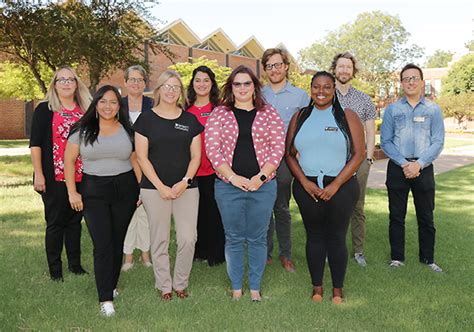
[29,47,445,316]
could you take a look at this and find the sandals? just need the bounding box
[175,289,189,299]
[332,288,344,305]
[161,292,172,301]
[312,286,323,302]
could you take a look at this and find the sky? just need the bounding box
[150,0,473,66]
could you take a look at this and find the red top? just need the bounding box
[52,105,83,182]
[204,104,285,183]
[187,103,215,176]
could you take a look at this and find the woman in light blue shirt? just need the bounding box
[285,71,364,304]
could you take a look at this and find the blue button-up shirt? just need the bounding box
[380,96,444,168]
[263,81,310,131]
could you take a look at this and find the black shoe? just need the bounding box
[68,265,88,275]
[51,273,64,282]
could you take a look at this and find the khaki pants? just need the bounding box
[141,188,199,292]
[350,159,371,254]
[123,204,150,254]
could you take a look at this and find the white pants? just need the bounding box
[123,204,150,254]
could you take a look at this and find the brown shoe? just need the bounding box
[174,289,189,299]
[279,256,295,272]
[332,288,343,304]
[161,292,172,301]
[266,257,273,265]
[312,286,323,302]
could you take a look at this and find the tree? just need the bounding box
[298,11,423,91]
[169,56,232,90]
[0,62,53,100]
[425,49,454,68]
[0,1,165,94]
[441,53,474,95]
[465,40,474,52]
[437,93,474,128]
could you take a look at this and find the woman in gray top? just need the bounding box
[64,85,140,317]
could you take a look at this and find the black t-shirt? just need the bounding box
[133,110,204,189]
[232,107,260,178]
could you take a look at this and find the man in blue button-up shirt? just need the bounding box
[381,63,444,272]
[262,48,310,272]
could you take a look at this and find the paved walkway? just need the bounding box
[368,145,474,189]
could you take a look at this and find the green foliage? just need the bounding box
[298,11,423,93]
[437,93,474,126]
[168,56,232,89]
[425,49,454,68]
[288,71,312,94]
[465,40,474,52]
[441,53,474,95]
[0,1,163,92]
[0,62,53,100]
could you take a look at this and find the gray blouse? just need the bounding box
[68,126,133,176]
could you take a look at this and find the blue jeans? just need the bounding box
[215,179,277,291]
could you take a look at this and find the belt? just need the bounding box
[406,158,419,162]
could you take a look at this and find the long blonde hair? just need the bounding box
[153,70,187,108]
[45,66,92,113]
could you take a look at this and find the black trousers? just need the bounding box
[386,160,436,264]
[41,180,83,277]
[82,171,139,302]
[293,176,359,288]
[194,174,225,265]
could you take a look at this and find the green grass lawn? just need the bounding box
[0,139,29,148]
[1,156,473,331]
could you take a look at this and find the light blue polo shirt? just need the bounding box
[263,81,310,131]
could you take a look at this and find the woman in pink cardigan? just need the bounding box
[204,65,285,302]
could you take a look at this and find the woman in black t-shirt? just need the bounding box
[134,70,203,301]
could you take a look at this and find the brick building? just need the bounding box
[0,19,297,139]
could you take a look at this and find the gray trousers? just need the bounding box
[349,159,371,254]
[267,160,293,259]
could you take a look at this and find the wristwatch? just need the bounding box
[367,158,374,165]
[182,177,192,186]
[259,173,267,182]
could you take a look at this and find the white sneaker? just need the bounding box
[100,302,115,317]
[354,253,367,267]
[113,289,119,299]
[428,263,443,273]
[121,262,133,272]
[389,260,405,267]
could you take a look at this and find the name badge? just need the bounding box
[61,112,73,118]
[325,126,339,132]
[200,112,211,117]
[413,116,425,123]
[174,123,189,132]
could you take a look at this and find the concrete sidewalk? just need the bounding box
[368,145,474,189]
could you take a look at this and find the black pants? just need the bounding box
[41,180,83,277]
[293,176,359,288]
[82,171,139,302]
[194,174,225,265]
[386,161,436,264]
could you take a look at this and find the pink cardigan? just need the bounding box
[204,104,285,183]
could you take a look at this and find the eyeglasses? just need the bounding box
[265,62,284,71]
[55,78,76,85]
[401,76,421,83]
[160,84,181,92]
[232,81,253,88]
[127,78,145,84]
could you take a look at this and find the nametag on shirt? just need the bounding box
[325,126,339,132]
[200,112,211,117]
[413,117,425,123]
[61,112,73,118]
[175,123,189,132]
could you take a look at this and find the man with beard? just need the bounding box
[262,48,310,272]
[330,52,376,267]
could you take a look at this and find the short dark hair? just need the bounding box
[330,52,359,77]
[221,65,265,110]
[400,63,424,81]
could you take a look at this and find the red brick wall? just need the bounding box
[0,99,26,139]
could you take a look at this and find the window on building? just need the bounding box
[434,79,442,97]
[425,80,432,96]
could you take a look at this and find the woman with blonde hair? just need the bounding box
[134,70,203,300]
[29,66,91,281]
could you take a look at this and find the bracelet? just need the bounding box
[228,174,235,183]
